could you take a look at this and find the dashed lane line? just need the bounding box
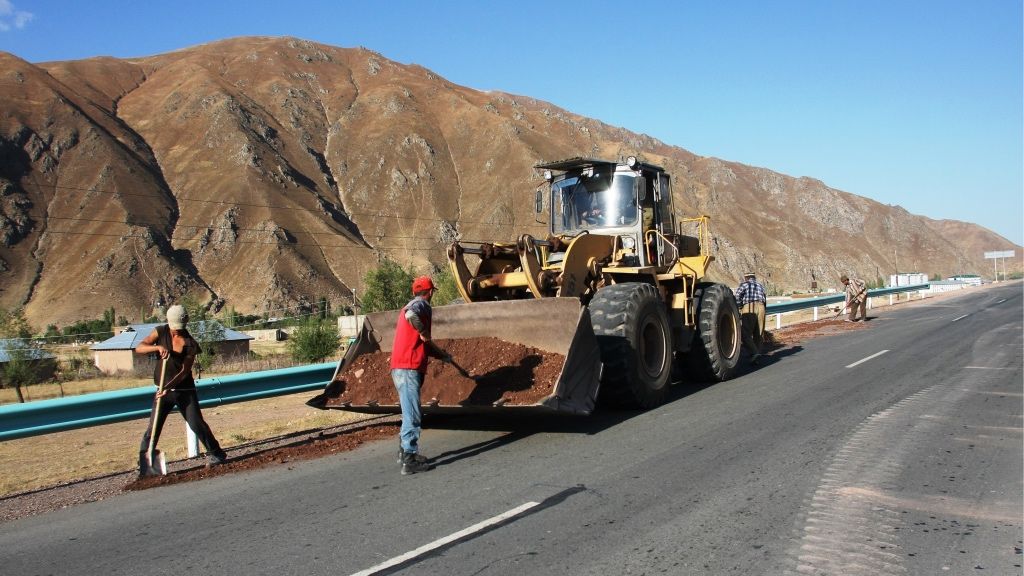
[349,501,540,576]
[846,350,889,368]
[951,314,969,322]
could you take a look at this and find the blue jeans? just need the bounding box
[392,369,423,454]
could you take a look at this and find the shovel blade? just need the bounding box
[144,450,167,476]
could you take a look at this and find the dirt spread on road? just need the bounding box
[126,422,399,491]
[765,318,870,349]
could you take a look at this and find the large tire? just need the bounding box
[589,283,673,409]
[684,283,741,382]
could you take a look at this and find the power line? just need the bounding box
[40,229,443,251]
[46,215,450,243]
[34,182,549,229]
[1,304,352,344]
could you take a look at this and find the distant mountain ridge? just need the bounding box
[0,36,1018,327]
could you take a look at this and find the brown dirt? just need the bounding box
[330,337,565,407]
[125,422,398,491]
[764,318,870,350]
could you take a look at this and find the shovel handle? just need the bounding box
[443,356,473,379]
[146,359,169,459]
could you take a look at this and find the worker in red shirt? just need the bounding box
[391,276,451,475]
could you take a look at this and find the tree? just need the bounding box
[360,259,415,313]
[0,307,32,339]
[0,309,40,403]
[287,318,340,363]
[431,265,462,306]
[1,343,39,403]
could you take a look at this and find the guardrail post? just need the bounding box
[813,306,818,321]
[889,294,894,306]
[775,313,782,329]
[186,424,199,457]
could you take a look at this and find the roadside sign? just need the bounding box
[984,250,1015,259]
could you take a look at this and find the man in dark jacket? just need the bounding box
[135,305,227,476]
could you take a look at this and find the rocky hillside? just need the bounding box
[0,37,1018,327]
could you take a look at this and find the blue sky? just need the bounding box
[2,0,1021,245]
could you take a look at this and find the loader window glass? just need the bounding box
[552,172,637,234]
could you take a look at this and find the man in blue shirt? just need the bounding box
[734,272,767,363]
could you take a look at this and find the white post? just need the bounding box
[775,313,782,329]
[889,294,894,306]
[186,423,199,458]
[813,306,819,321]
[867,297,873,310]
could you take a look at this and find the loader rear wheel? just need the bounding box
[589,283,672,409]
[684,283,741,382]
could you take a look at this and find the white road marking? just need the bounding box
[846,350,889,368]
[964,366,1015,371]
[951,314,969,322]
[349,501,541,576]
[996,299,1007,304]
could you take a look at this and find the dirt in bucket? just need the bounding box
[332,337,566,407]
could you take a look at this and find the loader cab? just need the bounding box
[539,157,676,267]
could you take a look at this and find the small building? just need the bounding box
[948,274,982,286]
[0,339,57,385]
[338,315,366,339]
[89,322,253,374]
[245,328,286,342]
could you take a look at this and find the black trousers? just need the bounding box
[138,388,225,472]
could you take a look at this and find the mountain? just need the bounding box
[0,37,1018,328]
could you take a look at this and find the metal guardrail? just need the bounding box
[0,362,336,441]
[765,283,930,323]
[0,284,932,442]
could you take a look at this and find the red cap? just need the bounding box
[412,276,435,294]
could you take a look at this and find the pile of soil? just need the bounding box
[330,337,565,407]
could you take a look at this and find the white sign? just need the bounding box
[984,250,1015,259]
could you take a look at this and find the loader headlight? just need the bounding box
[626,155,638,168]
[543,170,553,182]
[621,236,636,250]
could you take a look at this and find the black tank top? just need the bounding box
[153,324,201,390]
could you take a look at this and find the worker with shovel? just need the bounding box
[840,274,868,322]
[390,276,452,475]
[135,305,227,477]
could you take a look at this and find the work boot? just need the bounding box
[206,452,228,467]
[397,449,430,465]
[400,451,432,475]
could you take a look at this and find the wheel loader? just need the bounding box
[308,156,742,415]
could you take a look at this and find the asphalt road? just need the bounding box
[2,284,1021,575]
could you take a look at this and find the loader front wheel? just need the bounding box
[590,283,672,409]
[684,283,741,382]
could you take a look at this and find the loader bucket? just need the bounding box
[307,298,602,415]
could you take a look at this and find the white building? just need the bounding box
[889,272,928,287]
[949,274,982,286]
